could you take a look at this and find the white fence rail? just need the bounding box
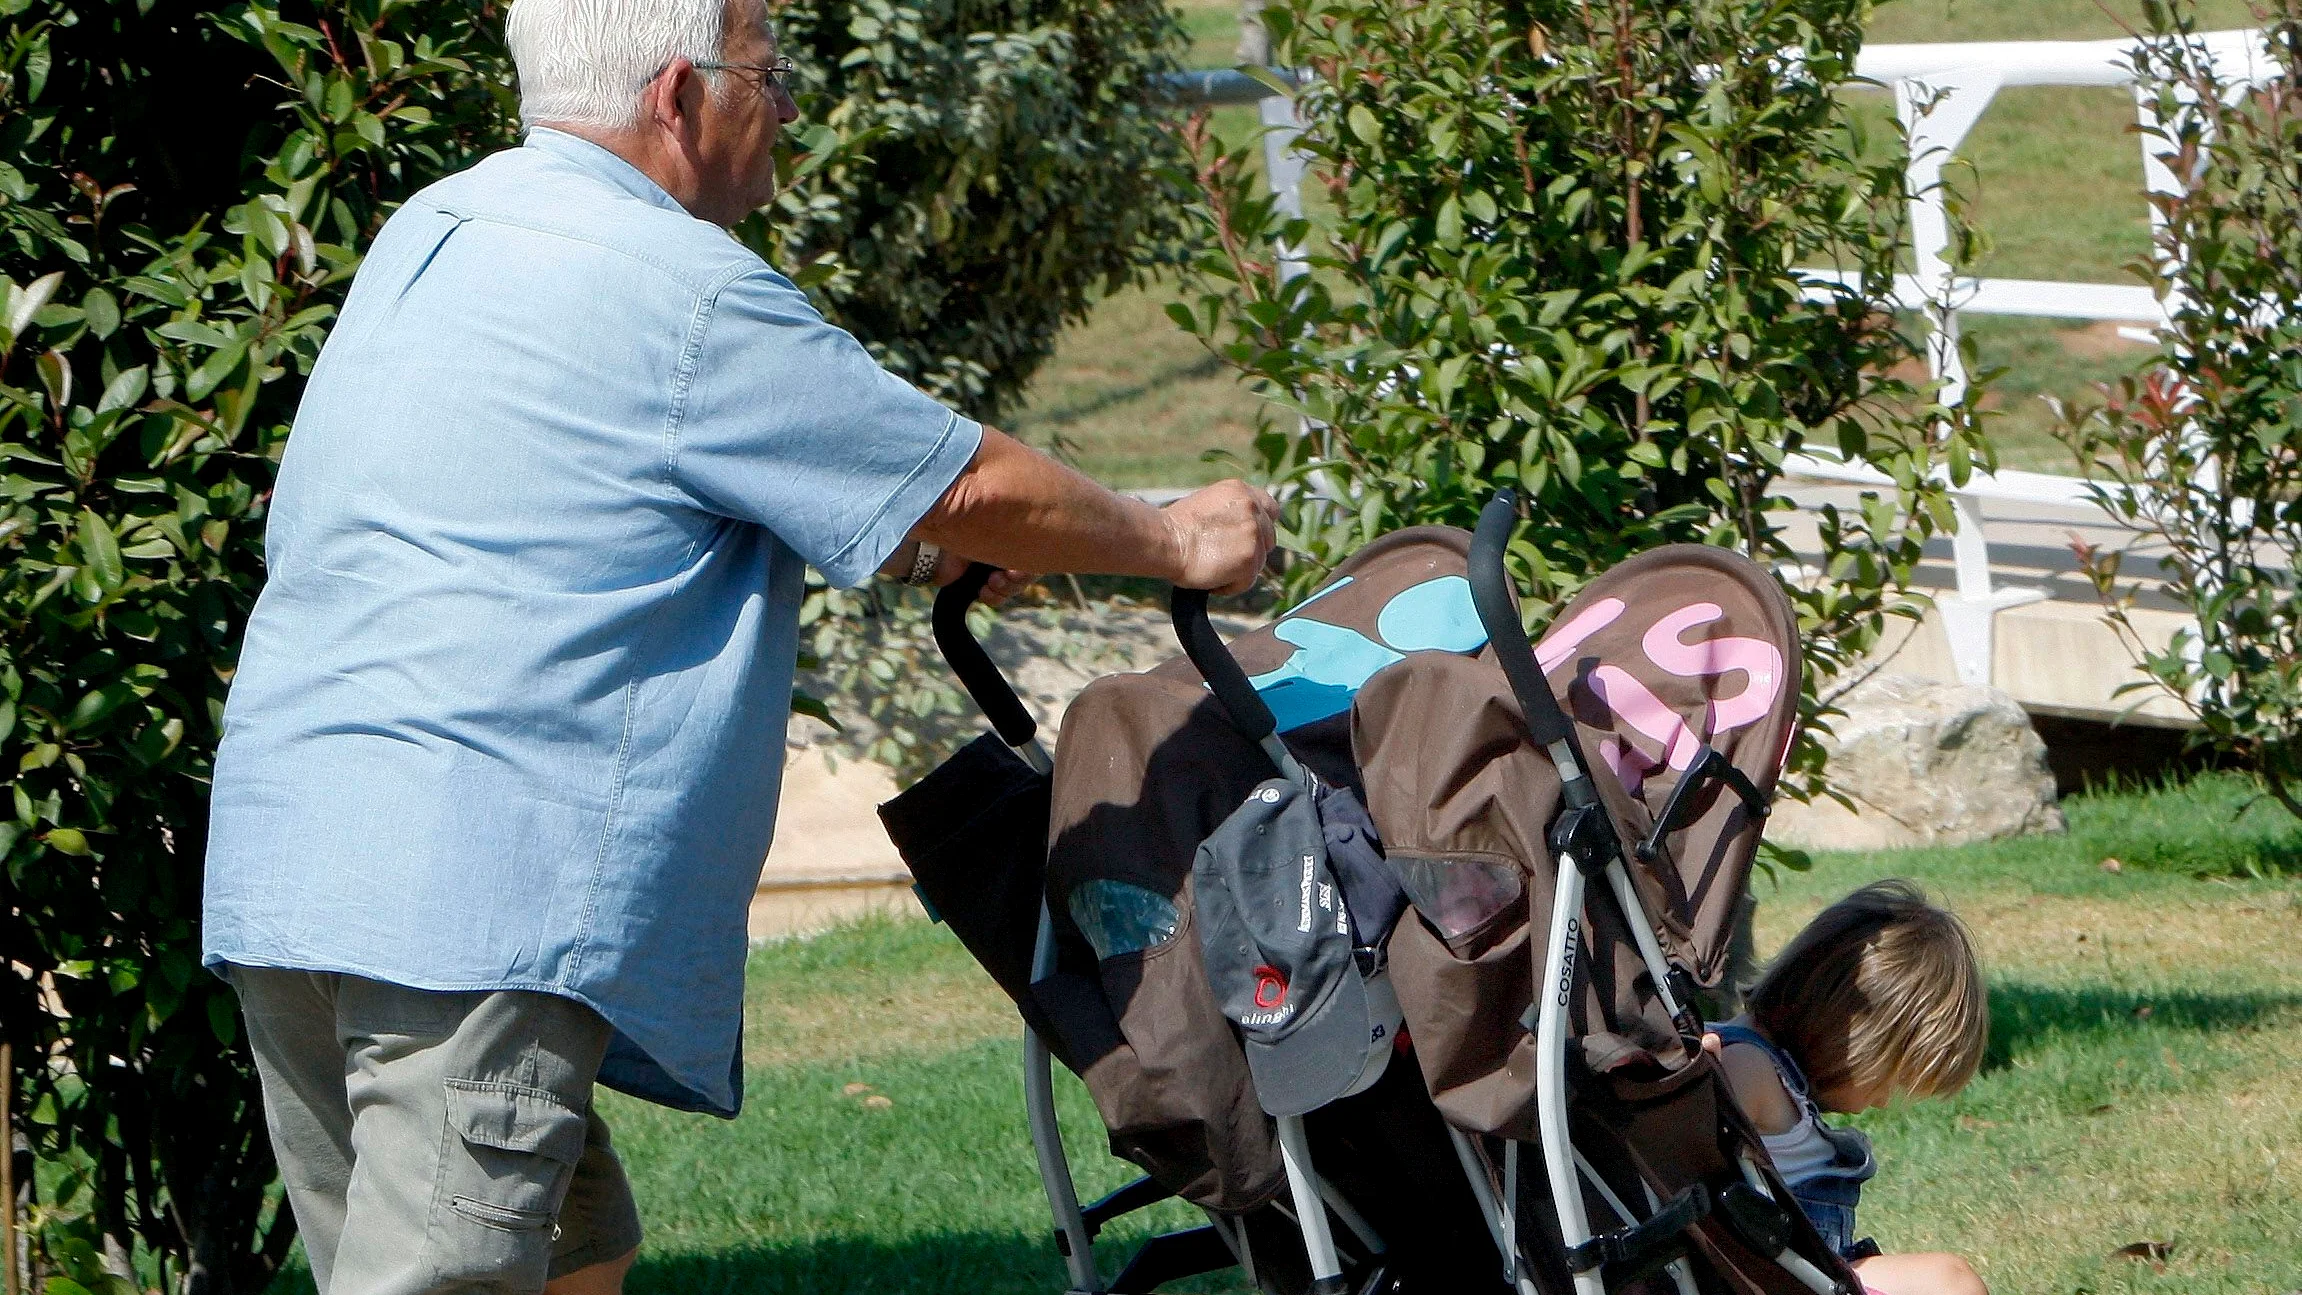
[1163,30,2279,690]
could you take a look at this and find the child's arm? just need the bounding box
[1714,1037,1801,1136]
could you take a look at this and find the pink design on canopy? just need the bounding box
[1535,597,1625,673]
[1640,603,1784,732]
[1590,665,1703,773]
[1572,603,1790,794]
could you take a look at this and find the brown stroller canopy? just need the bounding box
[1354,541,1802,1135]
[1542,544,1800,986]
[1035,524,1803,1194]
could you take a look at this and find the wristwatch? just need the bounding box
[903,540,942,587]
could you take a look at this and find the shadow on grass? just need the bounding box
[626,1228,1240,1295]
[1982,981,2302,1071]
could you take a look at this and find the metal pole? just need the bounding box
[1735,1154,1844,1295]
[1446,1129,1543,1295]
[1447,1129,1510,1262]
[1276,1115,1344,1284]
[1600,859,1686,1023]
[1022,901,1098,1292]
[1016,727,1095,1291]
[1314,1176,1384,1258]
[1536,858,1603,1295]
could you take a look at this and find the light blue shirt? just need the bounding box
[203,128,982,1115]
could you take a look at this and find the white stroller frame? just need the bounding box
[971,749,1375,1295]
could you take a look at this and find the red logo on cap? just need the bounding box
[1252,964,1289,1009]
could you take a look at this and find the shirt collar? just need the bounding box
[523,126,691,216]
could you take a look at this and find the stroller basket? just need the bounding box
[878,495,1860,1295]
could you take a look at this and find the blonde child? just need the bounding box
[1710,879,1990,1295]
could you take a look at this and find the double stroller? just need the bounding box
[881,491,1858,1295]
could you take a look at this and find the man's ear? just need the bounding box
[644,58,702,138]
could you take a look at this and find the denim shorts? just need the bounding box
[1792,1172,1875,1262]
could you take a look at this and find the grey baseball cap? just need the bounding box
[1194,775,1400,1117]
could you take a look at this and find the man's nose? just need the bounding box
[773,85,799,125]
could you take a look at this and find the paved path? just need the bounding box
[1777,479,2180,610]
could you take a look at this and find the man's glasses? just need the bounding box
[694,57,797,98]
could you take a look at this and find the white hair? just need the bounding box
[507,0,740,130]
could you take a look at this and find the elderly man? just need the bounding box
[198,0,1277,1290]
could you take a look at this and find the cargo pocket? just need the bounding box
[428,1079,589,1290]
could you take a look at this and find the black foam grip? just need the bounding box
[932,562,1037,748]
[1171,588,1278,742]
[1468,490,1576,747]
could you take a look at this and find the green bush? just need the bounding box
[767,0,1190,776]
[1174,0,1993,800]
[2059,0,2302,816]
[0,2,512,1288]
[760,0,1189,418]
[0,0,1185,1289]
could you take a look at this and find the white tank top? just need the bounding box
[1757,1108,1837,1185]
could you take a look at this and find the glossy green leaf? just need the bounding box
[76,509,123,588]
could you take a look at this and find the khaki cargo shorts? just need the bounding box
[230,966,644,1295]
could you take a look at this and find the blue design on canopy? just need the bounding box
[1377,576,1485,652]
[1288,574,1353,613]
[1241,574,1488,732]
[1249,620,1405,732]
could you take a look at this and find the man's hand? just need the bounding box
[1162,480,1279,596]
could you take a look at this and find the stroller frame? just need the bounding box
[1465,492,1846,1295]
[924,489,1849,1295]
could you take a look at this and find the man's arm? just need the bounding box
[905,427,1277,595]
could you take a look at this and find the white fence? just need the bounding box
[1166,30,2279,690]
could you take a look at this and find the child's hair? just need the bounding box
[1746,878,1987,1102]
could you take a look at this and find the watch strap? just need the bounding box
[904,540,942,586]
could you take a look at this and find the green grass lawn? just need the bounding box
[248,773,2302,1294]
[1005,272,1263,489]
[1029,0,2268,486]
[251,774,2302,1295]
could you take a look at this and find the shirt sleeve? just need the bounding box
[673,267,983,587]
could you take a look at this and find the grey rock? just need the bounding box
[1769,672,2065,851]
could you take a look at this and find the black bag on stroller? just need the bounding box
[880,494,1861,1295]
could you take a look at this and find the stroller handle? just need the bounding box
[1469,490,1579,752]
[932,562,1039,749]
[1171,588,1281,742]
